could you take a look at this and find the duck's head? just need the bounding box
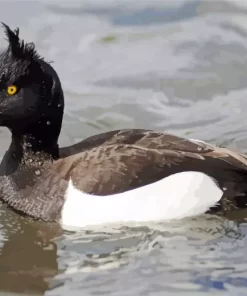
[0,23,64,152]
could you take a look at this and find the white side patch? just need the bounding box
[61,172,223,229]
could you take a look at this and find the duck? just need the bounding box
[0,23,247,229]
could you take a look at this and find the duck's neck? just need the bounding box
[1,122,61,175]
[0,122,65,221]
[11,130,59,159]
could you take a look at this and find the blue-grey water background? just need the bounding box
[1,0,247,295]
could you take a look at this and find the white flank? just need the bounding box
[61,171,223,229]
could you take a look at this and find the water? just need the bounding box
[1,0,247,295]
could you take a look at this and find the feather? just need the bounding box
[1,22,43,60]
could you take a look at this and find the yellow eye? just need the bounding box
[7,85,18,95]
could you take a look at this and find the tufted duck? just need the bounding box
[0,23,247,229]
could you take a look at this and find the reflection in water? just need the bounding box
[47,216,246,295]
[0,207,246,295]
[0,205,62,294]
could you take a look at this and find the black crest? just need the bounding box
[1,22,42,60]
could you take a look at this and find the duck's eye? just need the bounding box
[7,85,18,95]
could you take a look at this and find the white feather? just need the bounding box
[61,171,223,229]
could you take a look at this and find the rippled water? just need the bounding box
[1,0,247,295]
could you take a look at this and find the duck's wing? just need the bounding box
[59,129,149,156]
[60,128,247,169]
[56,130,247,213]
